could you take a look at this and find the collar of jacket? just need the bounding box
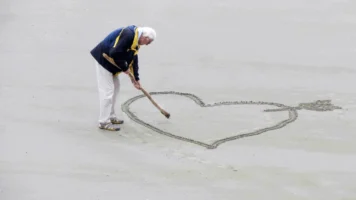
[113,26,140,54]
[131,27,140,55]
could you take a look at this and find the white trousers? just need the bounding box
[95,61,120,124]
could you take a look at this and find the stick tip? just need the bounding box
[162,111,170,119]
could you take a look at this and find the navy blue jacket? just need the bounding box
[90,25,140,81]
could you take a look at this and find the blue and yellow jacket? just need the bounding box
[90,25,140,81]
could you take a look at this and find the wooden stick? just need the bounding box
[102,53,170,119]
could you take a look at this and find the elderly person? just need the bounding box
[90,25,156,131]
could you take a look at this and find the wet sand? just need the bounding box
[1,0,356,199]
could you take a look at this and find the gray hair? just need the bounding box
[141,27,156,41]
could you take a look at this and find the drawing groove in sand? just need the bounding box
[121,91,342,149]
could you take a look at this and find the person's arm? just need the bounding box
[108,28,133,72]
[130,54,141,89]
[132,54,140,81]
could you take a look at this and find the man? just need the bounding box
[90,25,156,131]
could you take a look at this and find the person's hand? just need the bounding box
[133,80,141,90]
[124,69,130,75]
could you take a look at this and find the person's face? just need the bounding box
[139,36,153,45]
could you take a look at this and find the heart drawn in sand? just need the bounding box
[121,91,341,149]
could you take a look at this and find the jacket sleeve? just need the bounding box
[108,28,133,72]
[133,54,140,81]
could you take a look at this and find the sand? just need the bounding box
[1,0,356,199]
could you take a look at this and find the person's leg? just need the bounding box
[95,61,120,131]
[110,74,124,124]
